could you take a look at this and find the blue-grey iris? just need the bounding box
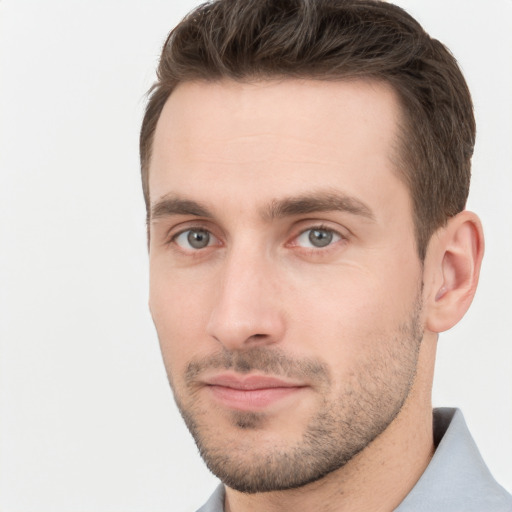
[309,229,333,247]
[188,230,210,249]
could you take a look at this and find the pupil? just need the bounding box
[188,230,210,248]
[309,229,332,247]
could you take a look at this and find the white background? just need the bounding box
[0,1,511,511]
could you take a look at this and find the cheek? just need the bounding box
[149,264,216,370]
[284,259,421,355]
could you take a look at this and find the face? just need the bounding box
[148,79,425,493]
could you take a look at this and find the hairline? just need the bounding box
[142,74,433,259]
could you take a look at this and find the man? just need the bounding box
[140,1,512,511]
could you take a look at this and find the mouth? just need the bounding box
[201,373,308,411]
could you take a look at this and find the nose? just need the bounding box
[206,248,286,351]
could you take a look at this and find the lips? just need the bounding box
[202,373,306,411]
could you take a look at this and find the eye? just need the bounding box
[295,227,342,248]
[173,229,216,250]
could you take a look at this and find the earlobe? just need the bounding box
[425,211,484,333]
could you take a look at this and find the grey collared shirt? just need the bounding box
[196,408,512,512]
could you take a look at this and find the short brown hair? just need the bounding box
[140,0,475,259]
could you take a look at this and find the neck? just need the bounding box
[224,337,437,512]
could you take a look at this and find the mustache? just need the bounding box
[185,346,331,385]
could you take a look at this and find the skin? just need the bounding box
[147,79,484,512]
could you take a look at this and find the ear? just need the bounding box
[424,211,484,333]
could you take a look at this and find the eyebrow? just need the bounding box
[149,191,375,223]
[263,191,375,221]
[150,196,213,221]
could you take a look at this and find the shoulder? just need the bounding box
[396,408,512,512]
[195,484,225,512]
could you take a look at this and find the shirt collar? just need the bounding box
[395,407,511,511]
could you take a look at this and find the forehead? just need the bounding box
[149,78,407,219]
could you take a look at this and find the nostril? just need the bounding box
[247,333,270,343]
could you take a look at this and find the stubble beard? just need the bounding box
[169,300,424,494]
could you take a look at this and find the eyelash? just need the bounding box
[166,224,347,253]
[288,224,347,252]
[170,227,219,250]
